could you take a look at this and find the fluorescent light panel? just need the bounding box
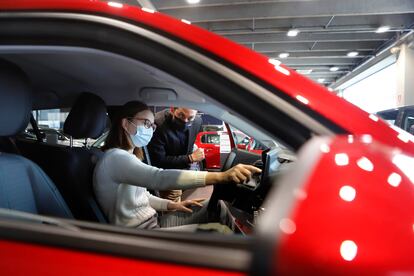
[347,51,359,57]
[278,53,289,58]
[287,29,300,37]
[376,26,390,33]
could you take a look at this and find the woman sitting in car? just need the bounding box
[93,101,260,230]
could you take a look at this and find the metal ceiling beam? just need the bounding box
[282,57,361,66]
[214,26,408,36]
[195,13,414,33]
[262,50,373,58]
[155,0,414,22]
[307,72,350,77]
[224,32,391,44]
[291,65,354,71]
[250,41,379,52]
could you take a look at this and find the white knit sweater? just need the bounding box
[93,148,207,227]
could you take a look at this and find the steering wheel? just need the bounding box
[207,148,238,212]
[221,149,237,172]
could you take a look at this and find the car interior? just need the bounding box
[0,44,300,237]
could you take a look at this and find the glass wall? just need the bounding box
[342,63,398,113]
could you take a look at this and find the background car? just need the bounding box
[377,105,414,134]
[195,130,265,170]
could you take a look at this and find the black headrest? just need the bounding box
[64,92,107,139]
[0,59,32,137]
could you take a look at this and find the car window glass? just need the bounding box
[403,111,414,133]
[228,125,270,150]
[17,109,88,147]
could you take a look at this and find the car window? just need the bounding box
[377,109,398,125]
[228,125,270,150]
[18,108,88,147]
[403,111,414,133]
[201,134,220,144]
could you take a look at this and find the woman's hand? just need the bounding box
[205,164,262,185]
[222,164,262,184]
[167,198,205,213]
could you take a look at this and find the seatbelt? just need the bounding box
[8,137,21,155]
[29,114,43,142]
[143,146,160,197]
[143,146,151,165]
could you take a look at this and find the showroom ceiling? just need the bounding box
[120,0,414,86]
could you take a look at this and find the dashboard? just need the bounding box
[239,147,295,191]
[209,147,295,234]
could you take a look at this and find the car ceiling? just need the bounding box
[121,0,414,87]
[0,46,207,109]
[0,45,278,147]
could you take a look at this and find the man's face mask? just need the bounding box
[172,117,193,130]
[172,110,195,130]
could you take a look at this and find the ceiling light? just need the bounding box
[187,0,201,3]
[330,66,339,72]
[347,51,359,57]
[318,78,325,83]
[287,29,300,37]
[278,53,289,58]
[296,69,312,74]
[376,26,390,33]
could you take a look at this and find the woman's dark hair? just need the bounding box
[102,101,151,153]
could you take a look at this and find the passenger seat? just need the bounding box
[17,93,108,223]
[0,59,73,219]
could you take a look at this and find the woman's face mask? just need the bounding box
[128,120,154,147]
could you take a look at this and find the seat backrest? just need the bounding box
[0,59,72,219]
[17,92,108,223]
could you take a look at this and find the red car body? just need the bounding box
[0,1,413,275]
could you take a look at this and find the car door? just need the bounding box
[197,132,221,170]
[0,3,368,275]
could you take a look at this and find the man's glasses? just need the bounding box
[128,118,157,131]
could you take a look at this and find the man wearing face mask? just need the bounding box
[148,107,204,202]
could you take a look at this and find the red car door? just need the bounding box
[196,132,221,170]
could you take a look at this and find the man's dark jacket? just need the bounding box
[148,109,202,169]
